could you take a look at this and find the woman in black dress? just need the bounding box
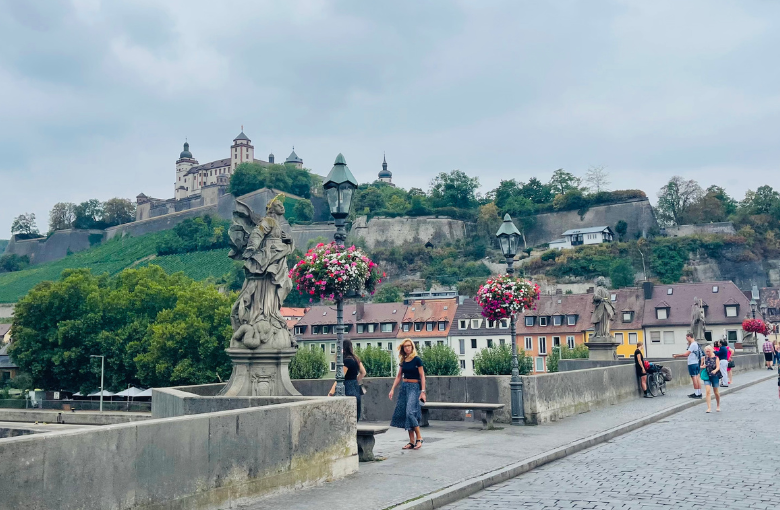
[635,341,651,398]
[389,338,426,450]
[328,340,366,421]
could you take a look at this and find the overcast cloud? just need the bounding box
[1,0,779,235]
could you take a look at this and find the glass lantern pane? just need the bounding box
[339,186,354,215]
[508,234,519,256]
[499,235,510,256]
[325,187,339,214]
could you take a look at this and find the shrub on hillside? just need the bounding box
[473,344,532,375]
[419,344,461,375]
[289,347,329,380]
[156,215,229,255]
[0,254,30,273]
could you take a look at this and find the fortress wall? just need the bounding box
[524,198,658,247]
[3,230,105,265]
[351,215,467,249]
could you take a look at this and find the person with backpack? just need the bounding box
[762,338,774,370]
[673,332,702,399]
[700,345,722,413]
[716,339,730,388]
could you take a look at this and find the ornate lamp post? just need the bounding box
[323,153,358,396]
[495,214,524,425]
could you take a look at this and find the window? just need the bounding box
[322,326,330,334]
[472,360,476,369]
[424,340,432,348]
[663,331,675,344]
[712,285,719,293]
[438,321,446,331]
[471,319,482,329]
[403,323,411,332]
[525,337,533,350]
[355,343,361,349]
[381,323,393,333]
[320,343,326,352]
[377,342,382,349]
[357,324,365,334]
[487,320,496,328]
[667,288,673,295]
[656,308,668,320]
[459,339,465,355]
[387,343,393,351]
[459,319,468,330]
[553,316,562,326]
[566,336,575,349]
[539,337,547,355]
[727,330,738,342]
[650,331,661,343]
[426,322,434,331]
[553,336,561,347]
[330,343,336,353]
[312,326,320,335]
[525,316,535,327]
[366,342,372,348]
[499,319,509,329]
[567,315,576,326]
[622,311,633,322]
[535,357,545,372]
[367,324,376,333]
[725,305,738,318]
[460,360,466,369]
[343,324,351,333]
[628,333,637,344]
[487,339,494,348]
[330,362,336,371]
[539,317,548,327]
[471,339,477,349]
[610,293,617,302]
[499,338,506,345]
[294,326,304,335]
[614,333,624,344]
[414,323,422,332]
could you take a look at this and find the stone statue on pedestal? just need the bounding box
[587,277,620,361]
[218,196,301,397]
[690,298,706,343]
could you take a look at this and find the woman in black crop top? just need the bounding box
[389,338,426,450]
[328,340,366,421]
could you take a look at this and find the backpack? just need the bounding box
[694,343,704,365]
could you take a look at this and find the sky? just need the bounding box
[1,0,779,235]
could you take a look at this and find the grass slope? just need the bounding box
[0,232,234,303]
[0,240,8,253]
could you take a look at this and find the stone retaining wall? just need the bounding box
[0,396,357,510]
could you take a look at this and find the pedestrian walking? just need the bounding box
[773,339,780,367]
[726,339,734,386]
[762,338,774,370]
[700,345,722,413]
[634,341,651,398]
[716,339,730,388]
[328,340,366,421]
[673,332,702,399]
[389,338,426,450]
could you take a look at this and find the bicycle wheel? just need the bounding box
[658,375,666,395]
[647,373,659,397]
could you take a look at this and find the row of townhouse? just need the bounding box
[293,280,756,376]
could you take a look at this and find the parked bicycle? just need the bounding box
[646,363,669,397]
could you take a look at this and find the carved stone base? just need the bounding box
[218,348,301,397]
[587,336,621,361]
[741,333,758,354]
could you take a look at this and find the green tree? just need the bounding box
[11,213,39,236]
[355,345,392,377]
[288,347,329,379]
[584,166,610,193]
[489,179,524,209]
[656,176,703,226]
[476,202,502,245]
[0,254,30,272]
[407,195,432,215]
[48,202,76,232]
[457,277,486,298]
[549,169,582,195]
[741,185,780,215]
[419,344,460,375]
[650,241,688,284]
[372,285,403,303]
[293,199,314,222]
[615,220,628,241]
[73,199,105,229]
[520,177,553,204]
[352,186,386,215]
[429,170,480,209]
[609,259,634,288]
[229,162,267,197]
[385,195,410,214]
[102,198,136,227]
[473,344,532,375]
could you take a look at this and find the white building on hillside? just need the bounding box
[549,226,615,250]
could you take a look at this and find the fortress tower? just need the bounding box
[378,153,393,185]
[230,130,255,171]
[175,142,199,200]
[285,147,303,169]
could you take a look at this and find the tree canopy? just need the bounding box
[229,162,317,198]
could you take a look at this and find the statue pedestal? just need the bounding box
[587,336,621,361]
[219,348,301,397]
[741,333,758,354]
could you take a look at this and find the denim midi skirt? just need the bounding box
[390,381,422,430]
[344,379,362,422]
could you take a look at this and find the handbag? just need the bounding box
[359,384,367,395]
[727,360,735,369]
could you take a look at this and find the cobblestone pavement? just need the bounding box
[442,378,780,510]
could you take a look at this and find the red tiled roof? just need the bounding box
[642,281,749,327]
[400,298,458,337]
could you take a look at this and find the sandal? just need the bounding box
[402,442,414,450]
[413,439,424,450]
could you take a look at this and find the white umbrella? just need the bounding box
[115,387,145,397]
[135,388,153,398]
[87,390,115,397]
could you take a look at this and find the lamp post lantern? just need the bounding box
[496,214,525,425]
[90,355,105,412]
[324,153,358,397]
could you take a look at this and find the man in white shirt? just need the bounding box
[673,332,702,399]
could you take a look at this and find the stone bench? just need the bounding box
[421,402,505,430]
[356,424,389,462]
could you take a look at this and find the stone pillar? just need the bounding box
[218,348,301,397]
[586,336,621,361]
[741,332,758,354]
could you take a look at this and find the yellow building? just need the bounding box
[585,287,646,358]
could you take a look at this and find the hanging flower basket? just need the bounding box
[742,318,769,336]
[476,274,540,321]
[289,242,383,302]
